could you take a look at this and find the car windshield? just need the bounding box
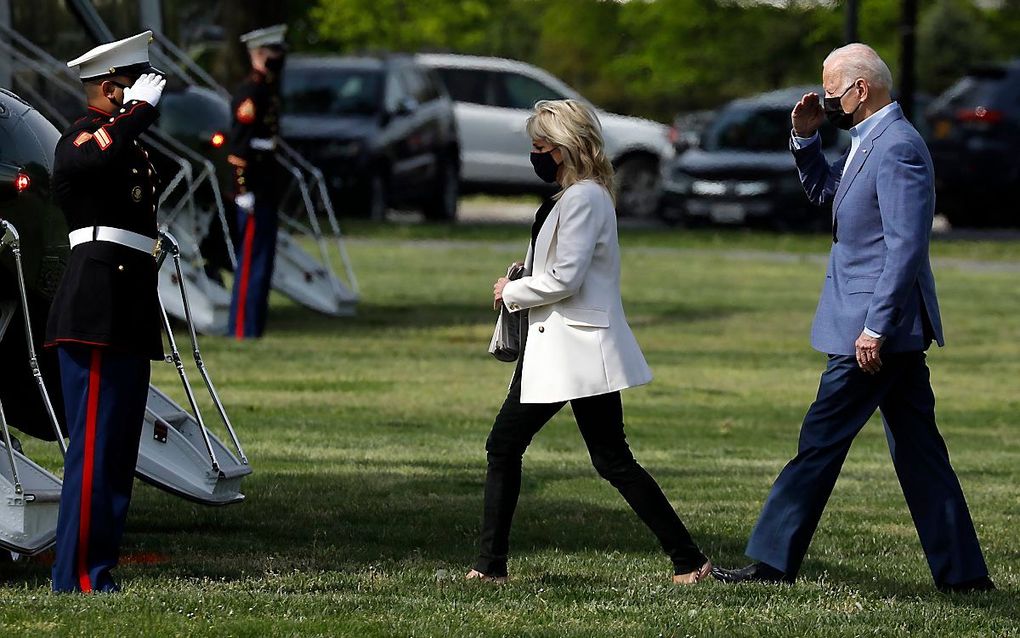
[702,106,839,152]
[282,68,383,116]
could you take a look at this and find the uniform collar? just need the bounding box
[88,104,113,116]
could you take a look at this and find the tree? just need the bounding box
[917,0,993,94]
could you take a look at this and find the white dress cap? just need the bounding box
[239,24,288,50]
[67,30,156,81]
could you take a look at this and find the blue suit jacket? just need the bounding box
[793,104,944,356]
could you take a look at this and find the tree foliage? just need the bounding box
[298,0,1020,121]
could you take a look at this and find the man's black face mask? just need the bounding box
[823,82,863,130]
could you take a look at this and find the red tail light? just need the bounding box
[210,132,226,148]
[14,172,30,193]
[956,107,1003,124]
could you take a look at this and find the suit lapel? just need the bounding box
[532,200,562,273]
[833,107,903,212]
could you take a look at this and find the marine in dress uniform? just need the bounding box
[44,31,166,593]
[227,24,287,340]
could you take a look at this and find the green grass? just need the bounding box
[2,225,1018,637]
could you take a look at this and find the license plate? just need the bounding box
[710,203,746,224]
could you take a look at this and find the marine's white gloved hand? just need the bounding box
[235,192,256,212]
[123,73,166,107]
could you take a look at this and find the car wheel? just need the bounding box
[614,156,661,218]
[368,173,387,221]
[423,156,459,222]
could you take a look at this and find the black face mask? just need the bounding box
[530,149,559,183]
[823,83,863,130]
[265,55,285,76]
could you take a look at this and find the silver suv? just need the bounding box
[417,54,673,218]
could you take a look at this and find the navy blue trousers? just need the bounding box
[229,201,278,340]
[52,345,149,593]
[746,352,989,586]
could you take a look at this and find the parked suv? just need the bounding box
[926,60,1020,227]
[280,55,461,220]
[416,53,673,218]
[660,87,847,229]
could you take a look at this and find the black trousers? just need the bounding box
[475,330,705,577]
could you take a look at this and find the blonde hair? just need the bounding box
[526,99,615,202]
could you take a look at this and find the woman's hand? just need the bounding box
[493,276,509,310]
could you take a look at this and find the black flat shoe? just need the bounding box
[711,562,793,584]
[938,576,995,593]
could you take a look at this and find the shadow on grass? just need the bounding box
[1,461,737,589]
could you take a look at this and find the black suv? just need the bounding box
[926,60,1020,227]
[280,55,460,220]
[660,87,847,229]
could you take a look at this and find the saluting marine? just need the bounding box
[44,32,166,593]
[227,24,287,340]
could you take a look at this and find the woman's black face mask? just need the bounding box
[823,82,863,130]
[530,149,559,183]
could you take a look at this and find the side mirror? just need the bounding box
[394,97,418,117]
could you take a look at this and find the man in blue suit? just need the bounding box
[712,44,993,592]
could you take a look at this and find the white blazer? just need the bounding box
[501,180,652,403]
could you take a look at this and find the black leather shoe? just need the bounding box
[938,576,996,593]
[712,562,793,584]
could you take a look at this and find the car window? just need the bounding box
[400,66,439,104]
[433,68,494,105]
[383,69,407,113]
[494,72,568,110]
[159,89,230,137]
[932,71,1010,112]
[282,68,383,116]
[702,106,840,152]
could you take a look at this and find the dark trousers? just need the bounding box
[475,345,705,577]
[52,345,149,593]
[746,352,989,585]
[229,200,278,340]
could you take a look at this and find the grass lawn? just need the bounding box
[2,225,1017,637]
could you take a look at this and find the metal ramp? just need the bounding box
[150,31,360,317]
[0,222,63,554]
[144,230,251,505]
[0,439,61,556]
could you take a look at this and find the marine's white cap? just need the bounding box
[67,31,158,81]
[240,24,288,50]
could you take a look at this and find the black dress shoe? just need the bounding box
[712,562,794,584]
[938,576,996,593]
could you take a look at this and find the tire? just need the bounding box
[423,156,459,222]
[614,156,661,219]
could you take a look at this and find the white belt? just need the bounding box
[250,137,276,151]
[68,226,156,255]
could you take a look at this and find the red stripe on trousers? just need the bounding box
[235,216,256,340]
[78,348,103,593]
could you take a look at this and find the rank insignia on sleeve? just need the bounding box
[73,131,94,147]
[94,127,113,150]
[237,98,256,124]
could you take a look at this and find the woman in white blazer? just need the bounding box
[466,100,710,585]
